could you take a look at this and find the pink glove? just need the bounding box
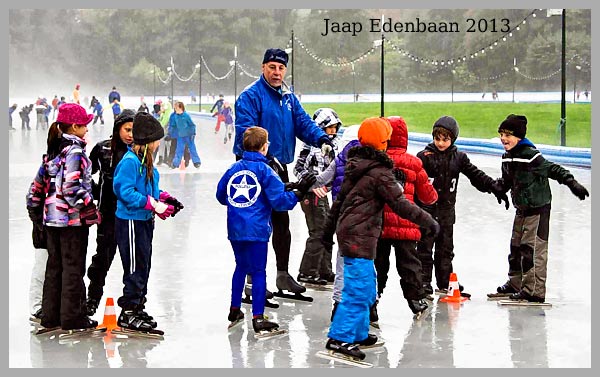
[159,191,172,201]
[144,195,156,211]
[155,204,175,220]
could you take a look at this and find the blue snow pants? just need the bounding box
[230,241,268,316]
[172,136,201,167]
[328,256,377,343]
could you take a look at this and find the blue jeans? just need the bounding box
[328,257,377,343]
[230,241,268,316]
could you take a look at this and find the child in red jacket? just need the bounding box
[373,116,438,323]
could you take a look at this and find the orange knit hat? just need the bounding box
[358,117,393,151]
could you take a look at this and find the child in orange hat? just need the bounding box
[321,117,439,362]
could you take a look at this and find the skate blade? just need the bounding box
[254,329,287,340]
[413,308,432,321]
[272,291,313,302]
[111,327,165,339]
[58,327,107,340]
[487,293,512,301]
[242,296,280,309]
[369,321,380,329]
[360,341,385,350]
[497,300,552,307]
[227,319,244,330]
[315,350,373,368]
[33,326,63,336]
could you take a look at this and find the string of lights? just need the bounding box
[237,62,260,79]
[201,56,235,80]
[293,35,378,67]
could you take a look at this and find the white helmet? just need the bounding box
[313,108,342,131]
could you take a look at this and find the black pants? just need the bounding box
[375,238,424,300]
[417,222,454,290]
[42,226,89,329]
[115,217,154,310]
[271,165,291,272]
[299,192,333,276]
[86,214,117,301]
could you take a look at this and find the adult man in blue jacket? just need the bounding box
[234,48,335,300]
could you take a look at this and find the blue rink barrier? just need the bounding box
[192,114,591,169]
[408,132,591,168]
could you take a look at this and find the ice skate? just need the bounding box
[252,315,287,340]
[112,310,164,339]
[316,338,372,368]
[369,300,379,329]
[29,308,43,325]
[242,283,279,308]
[33,325,63,336]
[273,271,313,302]
[498,291,551,307]
[488,282,518,300]
[408,299,431,321]
[357,334,385,349]
[436,284,471,298]
[297,273,331,291]
[58,317,106,340]
[227,307,244,330]
[86,297,100,316]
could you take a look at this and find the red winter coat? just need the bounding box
[381,116,437,241]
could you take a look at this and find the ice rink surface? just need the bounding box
[8,114,591,368]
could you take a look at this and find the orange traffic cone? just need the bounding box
[103,333,116,358]
[440,273,469,303]
[179,158,185,170]
[99,297,118,331]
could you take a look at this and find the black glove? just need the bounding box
[490,180,510,210]
[163,196,185,216]
[392,168,406,188]
[295,172,317,194]
[422,220,440,240]
[27,206,43,223]
[565,178,589,200]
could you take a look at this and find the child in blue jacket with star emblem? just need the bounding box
[216,126,316,335]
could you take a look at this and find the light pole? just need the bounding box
[152,65,156,105]
[290,29,295,92]
[512,58,517,103]
[451,70,456,103]
[196,62,201,111]
[373,28,384,116]
[560,9,566,146]
[167,66,173,106]
[351,63,356,103]
[573,65,581,103]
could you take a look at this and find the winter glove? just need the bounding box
[80,203,102,225]
[422,220,440,240]
[162,196,184,217]
[392,168,406,189]
[312,186,329,198]
[490,180,510,210]
[27,206,43,223]
[319,136,335,156]
[285,172,317,199]
[565,177,589,200]
[145,195,175,220]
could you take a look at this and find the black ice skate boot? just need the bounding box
[297,273,327,285]
[135,305,158,328]
[357,333,379,348]
[510,290,545,303]
[118,310,156,332]
[325,338,366,360]
[252,315,279,333]
[408,299,430,320]
[228,307,244,329]
[86,297,100,317]
[497,282,518,295]
[273,271,312,302]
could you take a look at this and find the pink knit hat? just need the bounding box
[56,103,94,125]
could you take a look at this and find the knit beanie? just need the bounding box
[358,117,393,151]
[498,114,527,139]
[432,115,459,143]
[113,109,135,135]
[133,112,164,145]
[56,103,94,125]
[262,48,289,66]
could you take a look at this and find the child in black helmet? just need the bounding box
[293,107,341,286]
[416,115,508,295]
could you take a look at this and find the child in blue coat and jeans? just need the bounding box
[113,112,183,334]
[216,126,315,334]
